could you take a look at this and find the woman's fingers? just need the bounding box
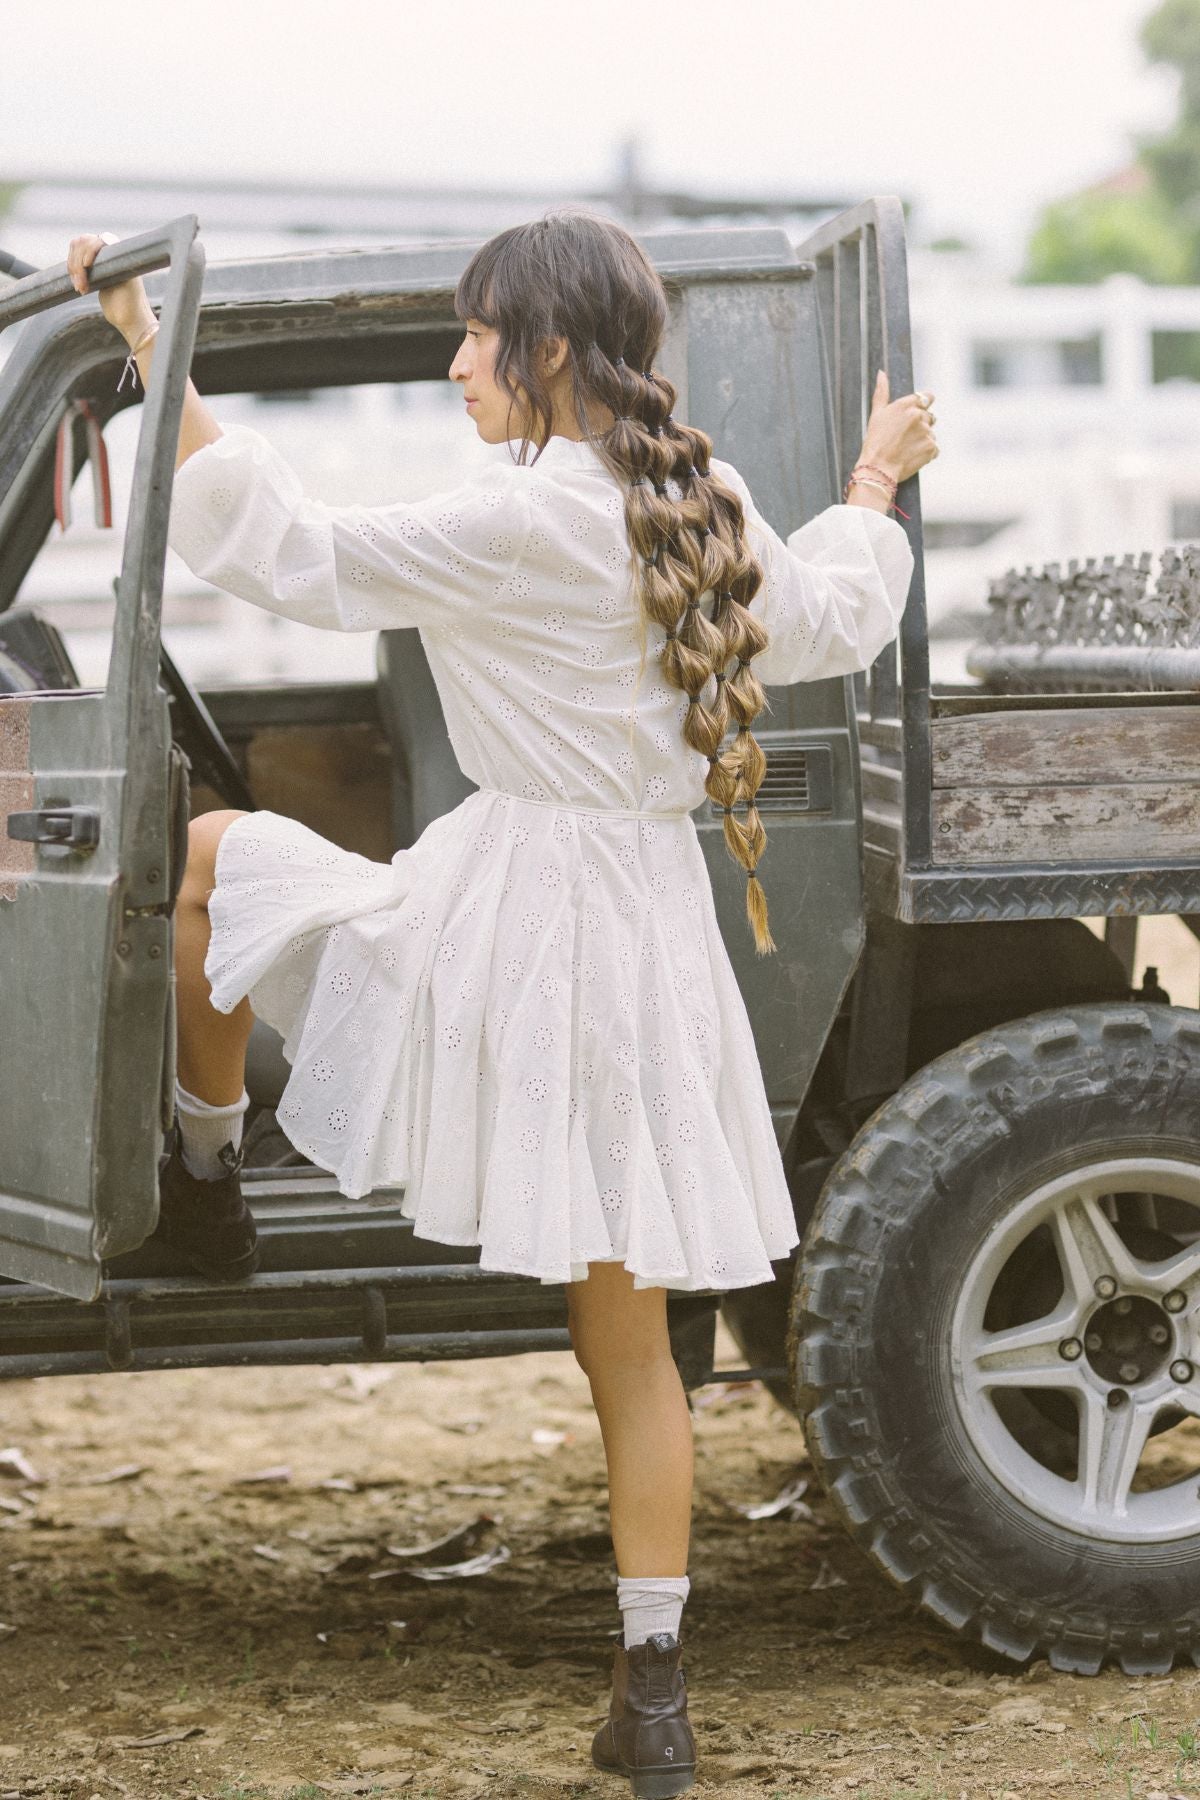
[67,233,107,294]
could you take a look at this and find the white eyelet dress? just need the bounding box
[166,426,914,1292]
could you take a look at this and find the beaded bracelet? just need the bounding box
[844,467,911,521]
[852,461,899,493]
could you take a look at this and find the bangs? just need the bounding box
[454,231,520,329]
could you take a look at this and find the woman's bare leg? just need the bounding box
[566,1261,693,1574]
[174,809,255,1105]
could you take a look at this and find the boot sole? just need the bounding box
[188,1245,260,1288]
[591,1753,695,1797]
[175,1238,262,1285]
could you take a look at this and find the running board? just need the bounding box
[0,1172,744,1381]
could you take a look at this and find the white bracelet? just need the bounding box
[846,475,893,500]
[117,321,160,395]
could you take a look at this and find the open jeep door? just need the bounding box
[0,217,204,1299]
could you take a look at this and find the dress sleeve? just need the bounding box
[166,421,533,633]
[710,459,915,687]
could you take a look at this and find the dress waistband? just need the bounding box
[475,786,695,823]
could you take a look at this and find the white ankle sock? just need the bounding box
[175,1080,250,1181]
[616,1574,691,1648]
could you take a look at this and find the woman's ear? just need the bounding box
[541,334,569,380]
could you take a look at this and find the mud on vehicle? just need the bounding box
[2,200,1198,1676]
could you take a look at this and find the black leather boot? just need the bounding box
[153,1117,261,1283]
[591,1630,697,1797]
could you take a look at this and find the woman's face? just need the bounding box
[450,320,520,444]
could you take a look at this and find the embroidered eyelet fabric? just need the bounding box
[167,424,914,1291]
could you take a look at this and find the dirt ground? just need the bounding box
[1,1320,1198,1800]
[0,918,1198,1800]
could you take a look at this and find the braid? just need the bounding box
[589,349,776,955]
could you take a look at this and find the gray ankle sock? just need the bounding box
[616,1574,690,1648]
[175,1080,250,1181]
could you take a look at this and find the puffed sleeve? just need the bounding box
[166,422,533,633]
[711,459,915,686]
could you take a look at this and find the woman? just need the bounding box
[68,212,936,1798]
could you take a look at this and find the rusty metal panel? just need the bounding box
[0,697,34,901]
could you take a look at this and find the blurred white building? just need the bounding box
[910,249,1200,678]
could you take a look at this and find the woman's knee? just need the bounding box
[566,1267,671,1380]
[180,809,249,907]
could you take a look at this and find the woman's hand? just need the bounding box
[857,369,939,486]
[66,233,154,346]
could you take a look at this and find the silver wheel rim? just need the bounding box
[950,1155,1200,1543]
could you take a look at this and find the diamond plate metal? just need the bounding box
[901,865,1200,925]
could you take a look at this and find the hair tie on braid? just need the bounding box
[664,627,677,642]
[714,669,727,684]
[686,693,700,708]
[685,594,699,608]
[615,354,625,369]
[643,367,654,380]
[737,657,751,670]
[721,805,736,816]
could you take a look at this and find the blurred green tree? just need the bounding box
[1021,0,1200,283]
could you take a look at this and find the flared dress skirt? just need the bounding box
[203,785,802,1292]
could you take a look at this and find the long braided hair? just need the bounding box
[455,211,776,955]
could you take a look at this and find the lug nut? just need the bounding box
[1171,1360,1194,1385]
[1095,1276,1118,1300]
[1107,1389,1129,1409]
[1150,1324,1170,1345]
[1114,1297,1133,1316]
[1085,1333,1103,1352]
[1119,1361,1142,1384]
[1165,1290,1188,1314]
[1059,1338,1083,1361]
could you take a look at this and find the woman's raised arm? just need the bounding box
[67,232,223,472]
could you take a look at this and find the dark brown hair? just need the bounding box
[455,210,775,954]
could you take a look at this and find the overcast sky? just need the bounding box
[1,0,1180,266]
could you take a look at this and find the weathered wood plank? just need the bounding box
[932,783,1200,865]
[932,706,1200,788]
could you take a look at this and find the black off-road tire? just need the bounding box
[790,1001,1200,1676]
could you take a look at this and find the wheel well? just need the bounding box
[794,916,1131,1168]
[722,919,1134,1408]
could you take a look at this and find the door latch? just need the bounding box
[6,806,100,851]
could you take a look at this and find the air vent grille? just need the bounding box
[755,747,811,810]
[706,739,833,819]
